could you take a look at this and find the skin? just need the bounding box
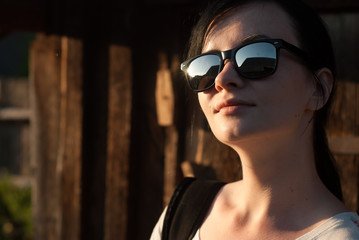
[197,2,347,240]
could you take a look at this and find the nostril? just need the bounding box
[215,83,224,92]
[228,82,238,87]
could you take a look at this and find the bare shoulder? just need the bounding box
[203,180,243,221]
[213,180,243,208]
[198,181,242,239]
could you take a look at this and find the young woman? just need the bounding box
[151,0,359,239]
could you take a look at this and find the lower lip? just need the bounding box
[218,105,253,115]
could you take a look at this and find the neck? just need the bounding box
[228,126,329,223]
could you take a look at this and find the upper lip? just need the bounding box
[214,99,255,113]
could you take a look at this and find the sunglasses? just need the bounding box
[180,39,309,92]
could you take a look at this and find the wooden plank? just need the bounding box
[155,52,178,206]
[181,161,195,177]
[328,136,359,154]
[28,31,39,237]
[30,34,62,240]
[324,15,359,212]
[155,52,174,127]
[59,36,83,240]
[163,126,178,206]
[0,108,31,121]
[30,34,83,240]
[104,45,132,240]
[328,82,358,134]
[335,155,359,212]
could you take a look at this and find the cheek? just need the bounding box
[260,71,314,120]
[272,61,314,100]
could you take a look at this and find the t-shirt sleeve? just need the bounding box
[302,213,359,240]
[317,221,359,239]
[149,207,167,240]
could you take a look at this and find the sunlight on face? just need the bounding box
[197,2,315,147]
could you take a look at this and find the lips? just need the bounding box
[214,99,255,113]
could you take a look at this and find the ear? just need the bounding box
[307,68,334,111]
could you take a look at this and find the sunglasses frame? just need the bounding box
[180,38,309,92]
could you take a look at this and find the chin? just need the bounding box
[212,128,245,145]
[212,123,270,147]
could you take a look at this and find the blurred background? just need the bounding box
[0,0,358,239]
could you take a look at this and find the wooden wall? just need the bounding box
[324,13,359,212]
[0,0,359,240]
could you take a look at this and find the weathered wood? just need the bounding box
[335,155,359,212]
[163,126,178,206]
[327,81,359,211]
[30,34,62,240]
[0,108,31,121]
[59,36,83,240]
[181,161,195,177]
[194,129,205,164]
[156,53,174,127]
[28,33,39,230]
[328,136,359,154]
[30,34,83,240]
[104,45,132,240]
[155,52,178,206]
[322,13,359,212]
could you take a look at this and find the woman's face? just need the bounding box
[198,2,316,147]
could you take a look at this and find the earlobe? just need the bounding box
[307,68,334,111]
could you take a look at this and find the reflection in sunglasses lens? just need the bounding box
[187,55,220,90]
[236,42,276,78]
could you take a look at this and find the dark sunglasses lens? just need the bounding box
[235,42,277,78]
[186,55,221,91]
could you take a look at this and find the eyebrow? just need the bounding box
[203,34,271,53]
[240,34,270,44]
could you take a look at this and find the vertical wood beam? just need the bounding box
[30,34,62,240]
[30,34,83,240]
[163,126,178,206]
[104,45,132,240]
[328,80,359,212]
[155,52,178,206]
[60,36,83,240]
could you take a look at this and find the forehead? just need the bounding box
[203,2,298,52]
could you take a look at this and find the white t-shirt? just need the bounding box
[150,209,359,240]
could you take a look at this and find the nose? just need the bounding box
[214,61,244,92]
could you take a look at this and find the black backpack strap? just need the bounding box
[162,177,196,240]
[162,177,226,240]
